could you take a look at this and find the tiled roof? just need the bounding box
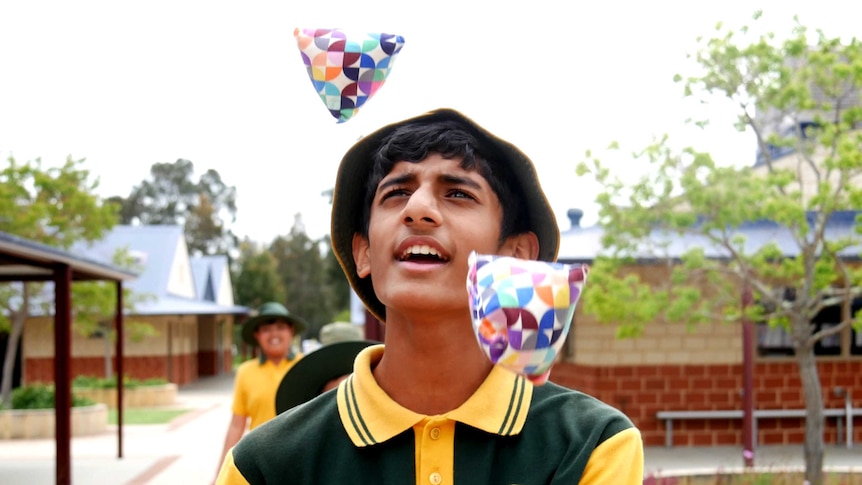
[74,225,248,316]
[77,225,184,296]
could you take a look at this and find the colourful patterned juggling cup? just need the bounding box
[467,252,589,377]
[294,28,405,123]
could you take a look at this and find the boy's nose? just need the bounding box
[401,187,441,226]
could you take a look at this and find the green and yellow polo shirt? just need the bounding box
[218,345,643,484]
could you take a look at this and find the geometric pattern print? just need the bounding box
[467,252,589,376]
[294,28,405,123]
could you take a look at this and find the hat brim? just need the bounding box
[275,340,379,414]
[241,313,308,347]
[330,108,560,323]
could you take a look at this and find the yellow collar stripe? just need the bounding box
[337,345,534,447]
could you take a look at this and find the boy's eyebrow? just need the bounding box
[377,173,415,194]
[439,174,482,189]
[377,172,484,194]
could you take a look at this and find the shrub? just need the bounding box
[71,375,168,389]
[10,384,95,409]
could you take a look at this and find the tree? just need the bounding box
[232,219,350,343]
[108,158,238,256]
[323,237,351,317]
[191,168,239,255]
[577,14,861,485]
[186,192,233,256]
[0,156,120,406]
[233,238,285,309]
[269,214,339,339]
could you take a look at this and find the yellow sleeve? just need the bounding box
[579,427,644,484]
[215,449,251,485]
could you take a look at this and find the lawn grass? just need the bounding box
[108,407,191,425]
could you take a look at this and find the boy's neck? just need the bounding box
[373,313,493,415]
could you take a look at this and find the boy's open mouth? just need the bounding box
[399,245,449,263]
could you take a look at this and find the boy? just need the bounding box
[214,301,306,482]
[216,108,643,484]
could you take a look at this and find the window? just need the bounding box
[756,297,861,357]
[757,324,794,356]
[852,328,862,356]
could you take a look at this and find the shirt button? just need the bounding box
[430,427,441,440]
[429,472,442,484]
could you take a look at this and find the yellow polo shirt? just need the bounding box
[231,354,302,430]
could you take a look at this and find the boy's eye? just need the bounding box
[380,187,410,200]
[448,189,475,200]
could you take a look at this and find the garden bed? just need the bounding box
[73,383,178,408]
[0,403,108,439]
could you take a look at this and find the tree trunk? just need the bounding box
[1,287,29,407]
[796,340,824,485]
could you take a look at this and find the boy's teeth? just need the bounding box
[403,245,439,257]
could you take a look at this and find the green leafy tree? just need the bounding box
[323,237,351,317]
[0,156,119,406]
[577,14,861,485]
[186,192,231,256]
[108,158,238,256]
[269,214,338,339]
[233,238,285,309]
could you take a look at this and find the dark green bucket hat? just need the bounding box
[241,301,308,346]
[330,108,560,323]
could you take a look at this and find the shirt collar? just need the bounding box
[257,349,297,366]
[336,345,533,447]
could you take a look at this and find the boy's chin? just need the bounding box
[385,300,472,320]
[261,346,288,357]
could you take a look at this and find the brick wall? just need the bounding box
[25,355,176,383]
[552,360,862,447]
[167,353,197,385]
[22,312,235,385]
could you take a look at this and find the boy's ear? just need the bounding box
[500,231,540,260]
[352,233,372,278]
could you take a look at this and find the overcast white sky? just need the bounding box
[1,1,858,244]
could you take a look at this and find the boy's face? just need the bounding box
[352,154,538,319]
[254,319,295,359]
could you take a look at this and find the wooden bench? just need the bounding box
[656,408,862,448]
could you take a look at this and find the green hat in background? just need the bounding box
[275,322,379,414]
[241,301,308,347]
[330,108,561,324]
[319,321,363,345]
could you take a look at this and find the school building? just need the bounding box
[550,205,862,448]
[20,225,249,386]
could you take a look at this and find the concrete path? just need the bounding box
[0,374,235,485]
[0,373,859,484]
